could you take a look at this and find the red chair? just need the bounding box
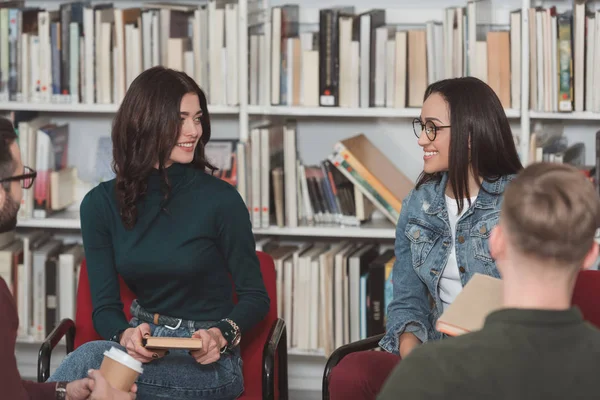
[322,269,600,400]
[37,251,288,400]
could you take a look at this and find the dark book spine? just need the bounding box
[368,10,385,107]
[319,9,339,106]
[45,256,57,337]
[60,4,71,96]
[367,262,385,336]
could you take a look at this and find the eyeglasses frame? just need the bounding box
[0,166,37,189]
[412,118,451,142]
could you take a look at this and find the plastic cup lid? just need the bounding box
[103,347,144,374]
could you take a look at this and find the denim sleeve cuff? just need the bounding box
[379,321,429,355]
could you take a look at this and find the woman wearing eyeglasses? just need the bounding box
[328,77,523,400]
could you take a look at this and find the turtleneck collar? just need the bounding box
[147,162,192,192]
[150,162,188,176]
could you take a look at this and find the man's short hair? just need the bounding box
[502,162,600,266]
[0,117,18,187]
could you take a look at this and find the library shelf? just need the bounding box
[288,348,326,357]
[0,102,239,115]
[247,105,521,119]
[529,111,600,121]
[17,212,396,239]
[253,220,396,239]
[17,210,81,229]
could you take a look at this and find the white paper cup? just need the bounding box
[99,347,144,392]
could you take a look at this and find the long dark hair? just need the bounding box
[416,77,523,213]
[112,66,215,229]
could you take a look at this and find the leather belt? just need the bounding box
[131,299,187,330]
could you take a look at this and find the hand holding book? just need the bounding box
[188,328,228,365]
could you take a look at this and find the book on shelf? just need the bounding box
[249,0,518,111]
[0,0,238,107]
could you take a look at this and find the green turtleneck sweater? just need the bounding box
[80,163,269,340]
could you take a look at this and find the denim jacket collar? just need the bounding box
[424,173,511,216]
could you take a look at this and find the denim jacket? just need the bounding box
[380,172,515,354]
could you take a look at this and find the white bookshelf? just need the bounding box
[254,220,395,238]
[248,105,521,119]
[11,0,599,393]
[17,212,396,239]
[0,102,240,114]
[529,111,600,121]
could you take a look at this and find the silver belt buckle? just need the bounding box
[164,318,182,330]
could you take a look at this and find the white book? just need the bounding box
[58,244,84,321]
[250,128,261,228]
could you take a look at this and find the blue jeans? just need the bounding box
[48,318,244,399]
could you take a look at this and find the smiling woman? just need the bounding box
[46,66,270,400]
[328,77,524,400]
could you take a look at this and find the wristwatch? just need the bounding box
[215,318,241,351]
[55,381,68,400]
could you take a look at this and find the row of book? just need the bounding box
[6,228,394,355]
[529,5,593,113]
[0,0,238,106]
[1,229,84,342]
[10,111,413,229]
[258,238,394,355]
[222,121,414,229]
[251,1,518,110]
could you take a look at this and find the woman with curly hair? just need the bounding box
[47,66,270,400]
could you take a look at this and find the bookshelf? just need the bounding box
[7,0,599,394]
[0,102,240,114]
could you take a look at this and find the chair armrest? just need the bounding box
[262,318,288,400]
[37,318,76,382]
[322,333,385,400]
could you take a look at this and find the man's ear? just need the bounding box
[581,242,599,270]
[489,224,505,261]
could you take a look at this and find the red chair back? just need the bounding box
[73,251,278,399]
[572,269,600,328]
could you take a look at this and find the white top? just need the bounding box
[103,347,144,374]
[439,195,477,311]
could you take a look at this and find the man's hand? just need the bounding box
[189,327,227,364]
[87,369,137,400]
[120,324,166,363]
[65,378,91,400]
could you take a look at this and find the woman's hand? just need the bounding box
[189,327,228,364]
[119,323,166,363]
[87,369,137,400]
[399,332,422,359]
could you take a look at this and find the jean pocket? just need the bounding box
[405,222,440,268]
[471,216,498,263]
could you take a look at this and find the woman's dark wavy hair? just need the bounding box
[416,76,523,213]
[112,66,215,229]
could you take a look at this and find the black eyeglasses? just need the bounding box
[412,118,451,141]
[0,166,37,189]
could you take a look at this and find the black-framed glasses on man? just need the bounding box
[0,166,37,189]
[412,118,451,142]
